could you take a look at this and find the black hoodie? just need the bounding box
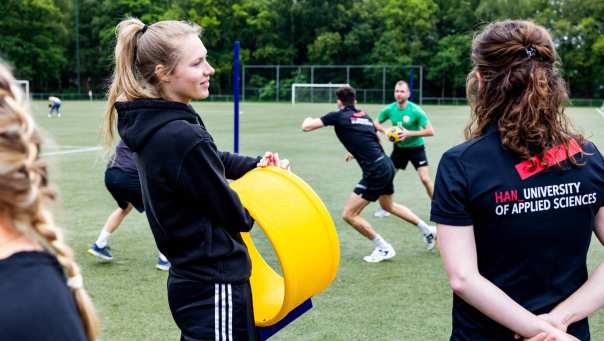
[116,99,259,283]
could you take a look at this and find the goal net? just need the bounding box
[291,83,350,104]
[16,80,30,99]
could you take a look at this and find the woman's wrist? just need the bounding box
[549,307,575,328]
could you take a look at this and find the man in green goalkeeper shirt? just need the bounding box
[374,80,435,218]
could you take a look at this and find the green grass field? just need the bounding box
[31,100,604,340]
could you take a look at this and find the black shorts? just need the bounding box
[390,145,429,170]
[167,274,258,341]
[353,156,395,202]
[104,167,144,213]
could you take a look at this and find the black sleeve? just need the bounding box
[320,111,340,126]
[582,141,604,208]
[430,150,473,226]
[177,139,254,233]
[218,151,261,180]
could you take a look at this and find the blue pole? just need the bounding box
[409,69,414,101]
[234,41,240,153]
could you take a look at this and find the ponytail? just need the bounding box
[103,18,201,147]
[103,18,154,147]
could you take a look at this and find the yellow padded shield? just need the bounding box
[230,167,340,327]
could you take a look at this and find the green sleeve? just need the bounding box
[416,107,429,127]
[377,106,390,123]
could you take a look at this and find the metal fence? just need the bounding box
[29,92,602,108]
[242,64,423,104]
[31,93,234,102]
[422,97,604,107]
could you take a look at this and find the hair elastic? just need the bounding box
[141,24,148,34]
[67,274,83,289]
[524,46,537,58]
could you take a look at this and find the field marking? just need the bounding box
[42,146,102,156]
[597,108,604,118]
[44,145,98,151]
[201,110,244,114]
[57,145,98,149]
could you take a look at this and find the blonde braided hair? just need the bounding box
[0,61,100,340]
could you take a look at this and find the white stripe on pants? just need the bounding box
[227,284,233,341]
[215,284,220,341]
[215,283,234,341]
[221,284,226,341]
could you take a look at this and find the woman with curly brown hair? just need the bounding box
[0,60,100,340]
[432,20,604,340]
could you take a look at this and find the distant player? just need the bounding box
[88,140,170,271]
[48,96,61,117]
[302,86,437,262]
[374,80,435,218]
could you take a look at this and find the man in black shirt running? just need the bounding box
[301,86,436,263]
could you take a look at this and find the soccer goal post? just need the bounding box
[291,83,350,104]
[16,80,30,99]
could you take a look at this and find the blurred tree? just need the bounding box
[0,0,69,91]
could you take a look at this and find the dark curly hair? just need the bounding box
[465,20,583,169]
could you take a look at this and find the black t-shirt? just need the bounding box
[431,124,604,340]
[107,140,138,173]
[320,106,384,169]
[0,251,87,340]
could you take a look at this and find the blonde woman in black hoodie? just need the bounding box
[103,18,288,341]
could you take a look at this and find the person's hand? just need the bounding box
[301,117,313,130]
[515,314,568,340]
[523,332,561,341]
[257,151,291,171]
[397,127,409,141]
[521,330,578,341]
[344,152,354,162]
[523,332,556,341]
[547,329,579,341]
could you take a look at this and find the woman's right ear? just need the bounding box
[154,65,170,83]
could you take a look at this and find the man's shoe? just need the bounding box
[156,257,171,271]
[373,208,391,218]
[88,243,113,261]
[423,227,437,251]
[363,245,396,263]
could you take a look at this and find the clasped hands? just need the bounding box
[516,313,577,341]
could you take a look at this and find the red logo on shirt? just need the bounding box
[352,111,366,118]
[514,139,582,180]
[495,190,520,204]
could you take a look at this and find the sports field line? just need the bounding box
[58,145,99,149]
[41,146,102,156]
[597,108,604,118]
[200,110,245,114]
[44,145,99,151]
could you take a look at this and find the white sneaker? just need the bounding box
[363,245,396,263]
[373,208,391,218]
[155,257,171,271]
[423,226,437,251]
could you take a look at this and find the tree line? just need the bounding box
[0,0,602,99]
